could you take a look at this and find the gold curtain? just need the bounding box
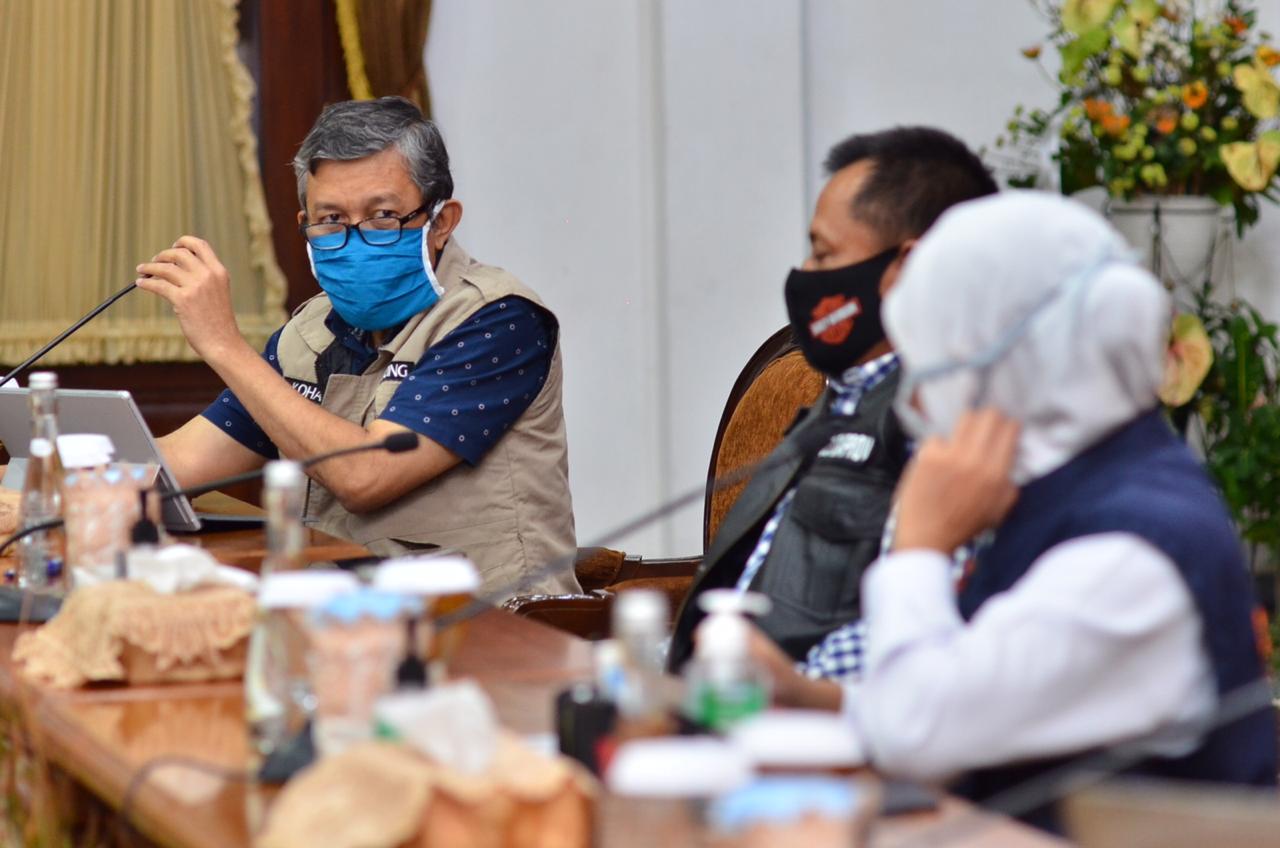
[336,0,433,117]
[0,0,286,366]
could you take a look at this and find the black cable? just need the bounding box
[0,283,137,387]
[0,517,60,558]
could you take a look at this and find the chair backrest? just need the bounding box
[702,326,824,551]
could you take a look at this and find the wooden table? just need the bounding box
[0,518,1066,848]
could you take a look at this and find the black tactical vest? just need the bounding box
[668,371,909,670]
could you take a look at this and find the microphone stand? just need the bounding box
[0,283,138,387]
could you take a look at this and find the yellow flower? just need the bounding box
[1223,115,1240,132]
[1222,131,1280,191]
[1140,163,1169,187]
[1234,60,1280,119]
[1115,14,1142,57]
[1259,45,1280,67]
[1159,314,1214,407]
[1181,111,1200,131]
[1201,126,1218,142]
[1178,138,1198,156]
[1062,0,1120,34]
[1130,0,1160,26]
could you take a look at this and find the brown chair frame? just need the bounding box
[507,326,816,639]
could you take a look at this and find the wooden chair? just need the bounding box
[505,326,825,639]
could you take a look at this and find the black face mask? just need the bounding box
[784,246,900,380]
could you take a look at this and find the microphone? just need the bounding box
[165,431,422,502]
[0,433,422,557]
[0,283,138,387]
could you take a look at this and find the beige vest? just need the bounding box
[275,240,579,599]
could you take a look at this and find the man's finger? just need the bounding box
[175,235,221,270]
[134,275,181,301]
[150,248,200,273]
[135,262,190,286]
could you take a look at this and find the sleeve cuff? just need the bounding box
[863,550,962,672]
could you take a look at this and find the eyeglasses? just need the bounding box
[300,203,431,250]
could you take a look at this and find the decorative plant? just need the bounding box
[999,0,1280,233]
[1168,286,1280,572]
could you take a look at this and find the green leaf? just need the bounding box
[1061,27,1111,80]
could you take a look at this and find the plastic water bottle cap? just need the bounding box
[27,372,57,391]
[264,459,304,489]
[607,737,754,798]
[258,570,358,609]
[695,610,750,661]
[728,710,866,769]
[373,554,480,596]
[613,589,668,632]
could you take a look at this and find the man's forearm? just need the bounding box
[203,342,386,499]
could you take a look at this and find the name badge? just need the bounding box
[818,432,876,464]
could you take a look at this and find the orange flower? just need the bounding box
[1253,606,1272,662]
[1259,45,1280,67]
[1101,113,1131,136]
[1021,44,1042,59]
[1152,108,1180,134]
[1084,98,1113,121]
[1225,15,1248,36]
[1182,81,1209,109]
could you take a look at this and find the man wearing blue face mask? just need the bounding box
[144,97,579,599]
[667,127,997,672]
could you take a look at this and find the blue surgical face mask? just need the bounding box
[306,222,443,331]
[893,248,1129,440]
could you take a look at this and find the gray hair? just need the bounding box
[292,96,453,212]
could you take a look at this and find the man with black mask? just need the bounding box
[668,127,997,674]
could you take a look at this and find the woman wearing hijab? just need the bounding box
[734,191,1277,828]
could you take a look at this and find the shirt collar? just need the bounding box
[830,351,899,395]
[323,309,410,354]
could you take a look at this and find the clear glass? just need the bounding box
[307,617,405,757]
[244,609,313,759]
[17,440,63,591]
[62,465,139,573]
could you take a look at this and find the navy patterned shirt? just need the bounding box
[200,296,554,466]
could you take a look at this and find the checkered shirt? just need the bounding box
[800,538,975,682]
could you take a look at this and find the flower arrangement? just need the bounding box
[1001,0,1280,233]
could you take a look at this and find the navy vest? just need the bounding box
[957,409,1277,828]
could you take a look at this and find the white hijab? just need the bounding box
[883,191,1169,483]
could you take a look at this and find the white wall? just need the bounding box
[428,1,808,556]
[429,1,1280,557]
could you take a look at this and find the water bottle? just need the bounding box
[18,438,64,590]
[261,460,305,577]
